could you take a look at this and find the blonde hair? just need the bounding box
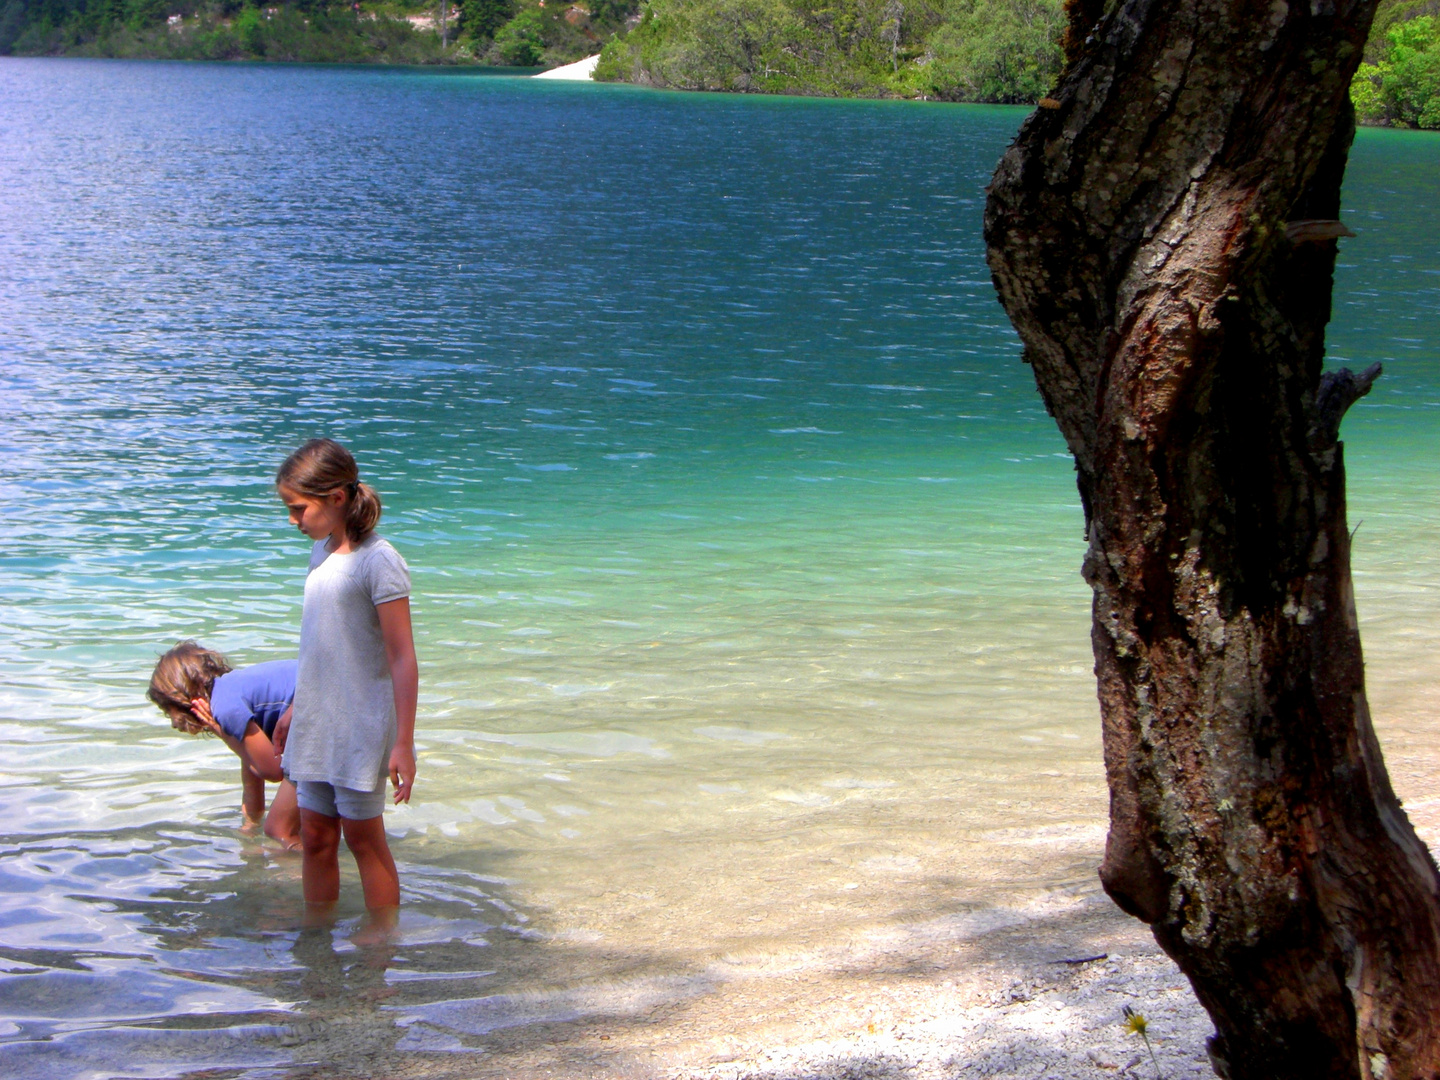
[275,438,381,543]
[148,641,232,735]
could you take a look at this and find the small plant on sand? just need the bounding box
[1122,1005,1165,1080]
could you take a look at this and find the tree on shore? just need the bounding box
[984,0,1440,1075]
[461,0,514,42]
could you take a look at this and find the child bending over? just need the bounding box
[148,642,301,848]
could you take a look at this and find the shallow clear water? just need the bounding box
[0,59,1436,1077]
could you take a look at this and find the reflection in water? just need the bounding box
[0,828,525,1076]
[1,58,1437,1079]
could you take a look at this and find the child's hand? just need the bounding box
[189,697,222,737]
[272,706,293,755]
[389,743,416,804]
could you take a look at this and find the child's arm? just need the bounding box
[239,723,285,782]
[241,763,265,827]
[190,697,285,782]
[272,705,293,756]
[377,597,418,804]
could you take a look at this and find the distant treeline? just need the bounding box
[1,0,1435,122]
[2,0,451,61]
[593,0,1063,101]
[0,0,637,65]
[593,0,1439,117]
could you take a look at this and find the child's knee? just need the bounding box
[300,814,340,856]
[265,816,301,847]
[341,816,388,853]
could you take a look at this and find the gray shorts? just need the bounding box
[295,779,387,821]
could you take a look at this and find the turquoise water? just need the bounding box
[0,59,1436,1077]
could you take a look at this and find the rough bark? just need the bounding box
[983,1,1440,1076]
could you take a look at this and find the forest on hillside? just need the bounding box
[593,0,1439,118]
[0,0,635,65]
[594,0,1064,102]
[0,0,1435,123]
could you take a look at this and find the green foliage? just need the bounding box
[484,0,637,67]
[0,0,634,66]
[460,0,511,40]
[493,2,542,60]
[234,4,264,52]
[1352,14,1440,128]
[913,0,1062,102]
[586,0,629,20]
[1367,0,1440,60]
[594,0,1063,100]
[125,0,165,31]
[0,0,483,60]
[597,0,837,94]
[0,0,29,52]
[3,0,1426,118]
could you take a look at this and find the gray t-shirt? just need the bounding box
[284,534,411,792]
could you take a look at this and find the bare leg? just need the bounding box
[300,809,342,904]
[264,779,301,849]
[341,815,400,910]
[241,763,264,830]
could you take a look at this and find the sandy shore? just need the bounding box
[672,904,1214,1080]
[286,687,1439,1080]
[533,55,601,80]
[339,713,1440,1080]
[363,891,1215,1080]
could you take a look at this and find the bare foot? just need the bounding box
[351,906,399,947]
[265,826,302,851]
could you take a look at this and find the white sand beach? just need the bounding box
[533,54,601,80]
[360,686,1440,1080]
[408,894,1220,1079]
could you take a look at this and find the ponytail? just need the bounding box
[346,481,382,542]
[276,438,382,543]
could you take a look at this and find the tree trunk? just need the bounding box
[983,1,1440,1076]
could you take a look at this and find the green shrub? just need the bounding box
[595,0,1060,98]
[493,3,543,62]
[234,4,264,53]
[914,0,1062,102]
[1366,0,1440,61]
[462,0,513,41]
[1352,15,1440,128]
[0,0,28,52]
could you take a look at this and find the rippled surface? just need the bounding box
[1,59,1437,1077]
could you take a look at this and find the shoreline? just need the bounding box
[321,686,1440,1079]
[376,891,1218,1079]
[532,54,601,80]
[2,55,1435,130]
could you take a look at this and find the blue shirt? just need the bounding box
[209,660,297,742]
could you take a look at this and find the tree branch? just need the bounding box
[1313,361,1382,449]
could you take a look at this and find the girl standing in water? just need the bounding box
[275,438,418,911]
